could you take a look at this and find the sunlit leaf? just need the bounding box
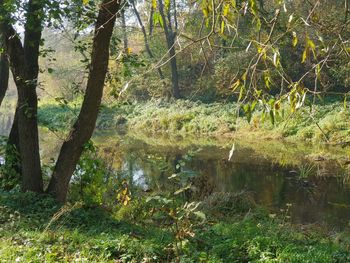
[223,4,230,16]
[231,79,241,92]
[302,48,307,63]
[152,0,157,9]
[292,31,298,47]
[193,211,206,220]
[174,184,191,195]
[221,20,225,34]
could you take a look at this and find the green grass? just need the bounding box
[37,97,350,144]
[1,190,349,262]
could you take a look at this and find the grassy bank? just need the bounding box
[1,190,349,262]
[38,98,350,144]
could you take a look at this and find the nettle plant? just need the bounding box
[196,0,350,123]
[146,167,206,258]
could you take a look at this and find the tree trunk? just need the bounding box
[149,6,154,36]
[0,0,44,192]
[158,0,180,99]
[0,32,9,106]
[47,0,121,202]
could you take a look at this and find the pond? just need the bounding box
[94,131,350,230]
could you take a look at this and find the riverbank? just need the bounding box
[38,98,350,144]
[1,190,349,262]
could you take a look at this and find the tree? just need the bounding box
[0,32,9,106]
[47,0,121,202]
[158,0,180,98]
[1,0,44,192]
[121,7,128,54]
[1,0,121,202]
[130,0,166,83]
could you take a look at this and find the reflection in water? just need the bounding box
[103,137,350,230]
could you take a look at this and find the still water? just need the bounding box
[95,133,350,230]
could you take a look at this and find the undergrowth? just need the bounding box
[38,98,350,144]
[1,190,349,262]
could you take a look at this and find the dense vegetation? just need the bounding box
[38,96,350,144]
[1,189,350,262]
[1,0,349,261]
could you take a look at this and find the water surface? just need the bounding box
[95,132,350,230]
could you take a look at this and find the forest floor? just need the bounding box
[1,190,350,262]
[38,97,350,145]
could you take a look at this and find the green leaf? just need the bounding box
[238,86,245,102]
[153,12,164,28]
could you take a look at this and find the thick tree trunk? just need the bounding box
[0,32,9,106]
[0,0,44,192]
[47,0,121,202]
[18,0,43,192]
[158,0,180,99]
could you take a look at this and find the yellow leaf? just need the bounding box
[203,8,208,17]
[83,0,88,5]
[231,0,236,8]
[231,79,241,91]
[223,4,230,16]
[242,72,247,81]
[292,31,298,47]
[302,48,307,63]
[152,0,157,9]
[221,20,225,34]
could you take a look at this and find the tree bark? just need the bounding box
[149,6,154,36]
[0,32,9,106]
[158,0,180,98]
[47,0,121,202]
[0,0,44,192]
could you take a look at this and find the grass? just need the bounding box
[37,97,350,144]
[1,190,349,262]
